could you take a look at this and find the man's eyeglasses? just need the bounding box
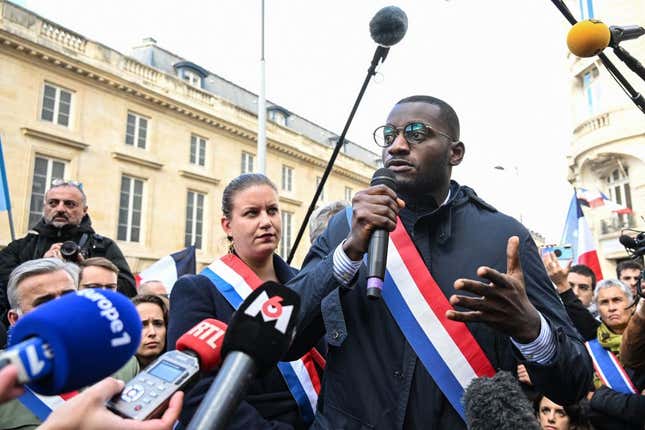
[373,122,456,148]
[82,283,118,291]
[51,178,84,190]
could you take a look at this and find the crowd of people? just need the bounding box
[0,95,642,429]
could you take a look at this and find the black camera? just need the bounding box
[620,229,645,300]
[60,240,82,262]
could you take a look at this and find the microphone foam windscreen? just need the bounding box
[222,281,300,376]
[369,6,408,47]
[463,371,539,430]
[176,318,228,372]
[567,19,610,57]
[371,167,397,192]
[9,289,141,395]
[619,234,637,249]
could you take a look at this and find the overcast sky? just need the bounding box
[18,0,577,242]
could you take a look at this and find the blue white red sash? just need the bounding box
[345,208,495,420]
[18,387,77,421]
[201,254,322,425]
[585,339,637,394]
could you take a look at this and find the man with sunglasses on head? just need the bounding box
[0,180,136,324]
[286,95,592,429]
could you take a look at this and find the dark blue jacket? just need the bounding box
[168,254,315,430]
[286,181,593,430]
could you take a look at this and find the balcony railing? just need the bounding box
[600,213,637,235]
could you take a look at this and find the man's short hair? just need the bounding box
[7,258,79,310]
[78,257,119,281]
[616,260,643,278]
[593,278,633,304]
[309,200,350,243]
[569,264,597,288]
[47,179,87,207]
[395,95,460,141]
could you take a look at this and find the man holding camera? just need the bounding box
[0,180,136,321]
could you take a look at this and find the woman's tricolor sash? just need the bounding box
[201,254,322,425]
[345,208,495,419]
[585,339,637,394]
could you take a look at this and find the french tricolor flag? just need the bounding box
[562,192,603,281]
[136,246,196,293]
[577,188,632,215]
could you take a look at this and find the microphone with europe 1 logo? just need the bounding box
[3,289,141,395]
[187,281,300,430]
[107,318,228,420]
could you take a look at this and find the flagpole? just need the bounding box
[256,0,267,174]
[0,137,15,241]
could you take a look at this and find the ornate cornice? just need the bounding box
[112,151,163,170]
[178,169,220,185]
[21,127,88,150]
[279,196,303,207]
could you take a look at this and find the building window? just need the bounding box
[183,70,202,87]
[185,191,204,249]
[606,167,632,222]
[117,175,144,242]
[28,156,66,228]
[125,112,148,149]
[579,0,594,19]
[190,135,206,167]
[280,210,293,258]
[241,151,254,174]
[344,186,353,201]
[282,165,293,192]
[41,83,72,127]
[581,66,601,116]
[269,110,287,126]
[316,176,325,202]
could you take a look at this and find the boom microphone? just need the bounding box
[367,168,397,299]
[619,234,638,249]
[4,289,141,395]
[567,19,645,57]
[463,371,539,430]
[369,5,408,47]
[187,281,300,430]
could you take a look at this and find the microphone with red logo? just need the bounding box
[187,281,301,430]
[107,318,228,420]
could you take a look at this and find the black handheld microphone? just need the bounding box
[186,281,301,430]
[369,6,408,67]
[463,371,539,430]
[367,168,397,299]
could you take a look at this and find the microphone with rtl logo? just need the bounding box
[187,281,301,430]
[107,318,228,420]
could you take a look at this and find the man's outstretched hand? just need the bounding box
[446,236,541,344]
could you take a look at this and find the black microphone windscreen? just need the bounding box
[369,6,408,47]
[222,281,300,375]
[463,371,539,430]
[619,234,637,249]
[371,167,397,192]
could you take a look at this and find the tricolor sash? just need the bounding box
[18,387,77,421]
[585,339,637,394]
[201,254,322,425]
[345,208,495,420]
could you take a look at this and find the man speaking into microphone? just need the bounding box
[286,95,593,429]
